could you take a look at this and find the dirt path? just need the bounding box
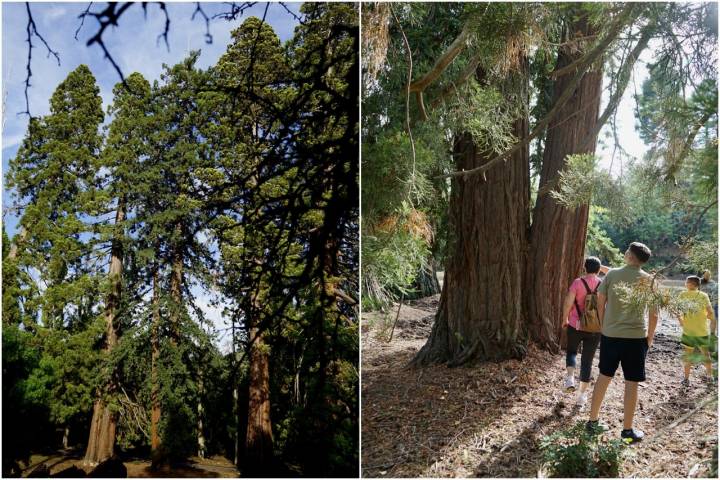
[22,454,240,478]
[362,295,718,478]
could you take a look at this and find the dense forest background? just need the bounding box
[3,3,358,477]
[361,1,717,362]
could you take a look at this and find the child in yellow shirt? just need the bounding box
[678,275,717,386]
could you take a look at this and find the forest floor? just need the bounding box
[20,453,240,478]
[362,293,718,478]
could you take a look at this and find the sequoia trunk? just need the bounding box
[84,197,125,465]
[245,323,273,469]
[150,268,162,467]
[412,109,530,366]
[527,15,602,351]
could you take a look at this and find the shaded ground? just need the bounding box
[21,453,240,478]
[362,294,718,478]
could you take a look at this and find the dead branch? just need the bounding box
[23,2,61,116]
[642,394,716,446]
[409,23,471,93]
[390,5,417,190]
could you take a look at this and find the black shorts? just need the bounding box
[598,335,648,382]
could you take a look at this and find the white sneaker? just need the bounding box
[576,391,588,407]
[564,375,576,392]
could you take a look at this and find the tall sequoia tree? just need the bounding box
[7,65,104,329]
[6,65,105,443]
[412,31,532,364]
[413,117,530,365]
[286,3,359,472]
[84,72,152,465]
[526,7,606,351]
[213,16,290,469]
[145,54,218,466]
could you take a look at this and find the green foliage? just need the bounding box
[444,81,518,155]
[362,131,434,218]
[2,324,50,474]
[25,322,103,426]
[551,154,602,209]
[614,279,706,318]
[361,209,431,310]
[540,422,629,478]
[683,240,719,275]
[586,207,624,265]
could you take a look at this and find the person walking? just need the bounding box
[561,256,604,408]
[586,242,658,444]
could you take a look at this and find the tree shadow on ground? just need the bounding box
[362,345,553,477]
[472,400,580,477]
[128,463,222,478]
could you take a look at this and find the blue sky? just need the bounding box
[2,2,301,351]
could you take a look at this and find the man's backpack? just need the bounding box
[575,278,602,333]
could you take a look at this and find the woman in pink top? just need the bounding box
[561,256,608,407]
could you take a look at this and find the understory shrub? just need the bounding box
[540,421,628,478]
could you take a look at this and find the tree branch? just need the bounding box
[191,2,213,44]
[408,23,470,93]
[580,20,655,151]
[23,2,61,116]
[74,2,93,40]
[438,4,638,181]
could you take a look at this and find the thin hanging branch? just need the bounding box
[191,2,213,44]
[579,19,656,151]
[74,2,93,40]
[22,2,61,116]
[390,6,417,196]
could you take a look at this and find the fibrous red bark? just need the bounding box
[84,197,125,465]
[245,324,273,468]
[526,14,603,352]
[412,77,530,366]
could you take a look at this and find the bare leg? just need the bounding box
[589,374,612,421]
[702,348,713,377]
[683,346,694,379]
[579,381,590,393]
[623,381,639,430]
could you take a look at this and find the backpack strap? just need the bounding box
[573,278,585,319]
[580,277,600,295]
[573,297,583,319]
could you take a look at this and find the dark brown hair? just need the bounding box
[628,242,651,264]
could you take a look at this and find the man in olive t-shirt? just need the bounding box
[586,242,658,444]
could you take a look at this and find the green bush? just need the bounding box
[361,206,431,310]
[540,422,628,478]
